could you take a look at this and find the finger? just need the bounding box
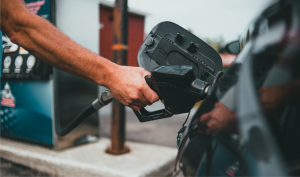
[128,83,152,106]
[142,86,159,104]
[130,105,142,111]
[139,68,159,104]
[135,100,148,108]
[214,102,221,107]
[197,127,207,134]
[199,113,211,124]
[141,75,159,104]
[139,67,151,77]
[136,90,153,106]
[116,94,146,109]
[128,99,147,109]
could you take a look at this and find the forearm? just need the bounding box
[1,0,116,86]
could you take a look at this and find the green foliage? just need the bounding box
[186,28,224,51]
[187,28,193,33]
[203,36,224,51]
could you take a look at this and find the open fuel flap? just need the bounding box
[134,21,223,122]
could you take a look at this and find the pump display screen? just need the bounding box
[1,0,53,80]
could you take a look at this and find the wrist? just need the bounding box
[96,59,119,88]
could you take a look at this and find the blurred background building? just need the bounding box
[99,1,146,66]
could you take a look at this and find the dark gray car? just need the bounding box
[177,0,300,176]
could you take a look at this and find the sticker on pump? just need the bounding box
[2,35,18,53]
[14,56,23,73]
[26,55,36,73]
[26,0,45,15]
[19,47,29,55]
[3,56,11,73]
[1,82,16,108]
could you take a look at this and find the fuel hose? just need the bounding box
[55,90,114,136]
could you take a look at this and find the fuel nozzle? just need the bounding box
[92,90,114,110]
[190,78,210,100]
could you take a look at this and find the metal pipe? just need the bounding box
[106,0,130,155]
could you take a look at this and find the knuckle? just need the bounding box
[152,95,159,102]
[132,106,140,111]
[139,67,147,73]
[148,98,155,104]
[210,112,215,118]
[133,95,140,100]
[206,123,212,128]
[136,84,144,91]
[126,98,134,104]
[149,94,158,103]
[129,93,139,100]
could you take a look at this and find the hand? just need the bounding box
[198,102,237,134]
[106,65,159,111]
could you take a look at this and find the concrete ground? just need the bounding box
[1,101,197,176]
[100,101,196,148]
[1,158,51,177]
[1,137,177,177]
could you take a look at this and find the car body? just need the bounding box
[177,0,300,176]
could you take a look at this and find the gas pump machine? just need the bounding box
[0,0,99,149]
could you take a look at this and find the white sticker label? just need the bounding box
[14,68,21,73]
[4,56,11,68]
[19,47,29,55]
[27,55,36,69]
[3,69,10,73]
[26,68,32,73]
[15,56,23,69]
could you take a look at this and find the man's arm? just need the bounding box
[1,0,158,110]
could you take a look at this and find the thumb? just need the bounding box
[139,67,151,77]
[199,113,210,124]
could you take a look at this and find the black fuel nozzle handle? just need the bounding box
[190,79,211,100]
[133,75,174,122]
[133,107,174,122]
